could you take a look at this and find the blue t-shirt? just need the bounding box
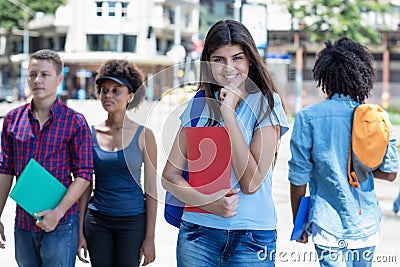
[180,91,289,230]
[88,125,146,216]
[288,94,399,239]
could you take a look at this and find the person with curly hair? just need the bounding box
[162,19,289,266]
[77,59,157,267]
[288,37,399,267]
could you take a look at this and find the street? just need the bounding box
[0,98,399,267]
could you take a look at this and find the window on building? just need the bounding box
[156,38,163,54]
[109,2,116,17]
[121,2,128,17]
[225,2,234,16]
[184,12,190,27]
[390,70,400,83]
[163,7,175,24]
[59,36,66,51]
[156,38,174,55]
[96,1,128,17]
[88,34,118,51]
[87,34,136,52]
[96,2,103,16]
[47,38,54,50]
[11,40,22,54]
[123,35,137,52]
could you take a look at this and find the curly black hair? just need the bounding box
[312,37,375,103]
[95,59,145,110]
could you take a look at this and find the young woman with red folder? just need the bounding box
[162,19,289,267]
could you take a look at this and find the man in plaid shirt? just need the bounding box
[0,49,93,266]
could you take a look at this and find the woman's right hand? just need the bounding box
[202,188,240,217]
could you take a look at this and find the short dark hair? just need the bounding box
[312,37,375,103]
[30,49,64,75]
[95,59,145,110]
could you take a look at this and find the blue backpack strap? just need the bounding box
[183,90,205,180]
[190,90,205,126]
[164,90,206,228]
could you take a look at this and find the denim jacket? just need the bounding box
[288,94,399,239]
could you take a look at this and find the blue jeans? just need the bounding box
[315,244,375,267]
[177,220,276,267]
[14,213,79,267]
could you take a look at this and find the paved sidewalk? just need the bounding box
[1,99,399,266]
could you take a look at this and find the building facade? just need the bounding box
[3,0,400,110]
[0,0,199,100]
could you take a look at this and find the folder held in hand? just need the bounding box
[9,158,67,220]
[184,126,231,213]
[290,196,310,241]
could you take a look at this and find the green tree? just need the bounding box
[278,0,390,44]
[0,0,66,85]
[0,0,65,30]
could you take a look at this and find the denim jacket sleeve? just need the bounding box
[288,110,313,186]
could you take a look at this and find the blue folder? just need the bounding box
[9,158,67,220]
[290,196,310,241]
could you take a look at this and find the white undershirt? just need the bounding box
[311,223,379,249]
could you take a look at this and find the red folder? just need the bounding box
[184,126,232,213]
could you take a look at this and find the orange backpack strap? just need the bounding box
[347,147,360,189]
[348,106,360,189]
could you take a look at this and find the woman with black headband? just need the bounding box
[77,59,157,267]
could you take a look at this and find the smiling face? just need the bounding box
[209,44,250,89]
[99,79,134,113]
[27,59,63,101]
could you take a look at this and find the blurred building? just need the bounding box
[0,0,199,100]
[3,0,400,108]
[198,0,400,110]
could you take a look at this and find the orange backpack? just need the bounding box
[348,104,390,213]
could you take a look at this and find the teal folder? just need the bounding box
[9,158,67,220]
[290,196,310,241]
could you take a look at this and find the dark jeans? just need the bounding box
[14,213,79,267]
[84,209,146,267]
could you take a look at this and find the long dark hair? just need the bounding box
[198,19,285,126]
[312,37,375,103]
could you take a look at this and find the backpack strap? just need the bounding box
[164,90,206,228]
[347,106,360,189]
[348,105,362,214]
[190,90,205,127]
[182,90,206,178]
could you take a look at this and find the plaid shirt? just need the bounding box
[0,98,93,232]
